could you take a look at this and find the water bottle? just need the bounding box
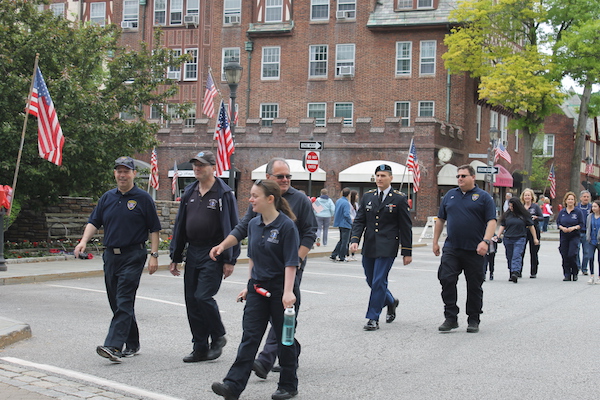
[281,306,296,346]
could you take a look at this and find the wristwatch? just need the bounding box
[483,239,491,245]
[150,252,159,258]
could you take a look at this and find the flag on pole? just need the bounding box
[228,98,239,125]
[214,100,234,176]
[27,67,64,166]
[172,161,179,196]
[406,140,421,192]
[202,72,218,118]
[494,142,512,164]
[586,161,594,175]
[547,164,556,199]
[150,147,159,190]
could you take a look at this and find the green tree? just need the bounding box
[0,1,187,208]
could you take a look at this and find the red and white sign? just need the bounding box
[305,151,320,173]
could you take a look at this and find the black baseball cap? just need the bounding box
[114,156,136,170]
[375,164,392,174]
[190,151,217,165]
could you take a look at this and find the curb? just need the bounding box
[0,317,32,349]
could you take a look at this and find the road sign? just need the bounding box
[305,151,320,173]
[477,166,499,174]
[299,141,324,150]
[469,153,489,159]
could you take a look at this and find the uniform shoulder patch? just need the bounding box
[366,189,377,194]
[393,190,406,196]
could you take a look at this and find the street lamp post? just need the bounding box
[486,127,500,195]
[223,61,243,194]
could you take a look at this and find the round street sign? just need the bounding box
[305,151,319,173]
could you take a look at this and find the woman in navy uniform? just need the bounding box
[557,191,585,281]
[212,179,300,400]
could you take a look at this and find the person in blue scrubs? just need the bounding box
[75,156,161,362]
[557,191,585,281]
[212,179,300,400]
[585,200,600,284]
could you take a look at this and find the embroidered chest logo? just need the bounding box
[471,194,480,201]
[571,214,578,220]
[127,200,137,210]
[207,199,218,210]
[267,229,280,244]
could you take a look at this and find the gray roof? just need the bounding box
[367,0,457,28]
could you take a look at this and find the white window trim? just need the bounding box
[311,0,329,21]
[500,114,508,146]
[395,101,410,127]
[90,2,106,26]
[418,101,435,117]
[308,103,327,127]
[395,42,412,76]
[154,0,166,26]
[335,44,355,77]
[183,48,198,81]
[261,46,281,80]
[309,45,328,78]
[419,40,436,75]
[167,48,182,80]
[261,103,279,126]
[476,105,482,141]
[265,0,283,23]
[170,0,183,25]
[417,0,434,9]
[334,102,354,126]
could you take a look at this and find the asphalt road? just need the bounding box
[1,242,598,400]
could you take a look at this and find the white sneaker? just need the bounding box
[588,275,595,285]
[349,256,357,261]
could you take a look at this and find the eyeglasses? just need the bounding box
[254,179,264,186]
[456,174,470,179]
[274,174,292,180]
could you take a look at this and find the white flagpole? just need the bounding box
[398,138,413,194]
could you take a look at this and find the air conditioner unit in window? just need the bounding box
[167,71,180,80]
[121,21,135,29]
[339,66,355,76]
[227,15,241,24]
[336,10,347,19]
[183,14,199,26]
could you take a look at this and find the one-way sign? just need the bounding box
[299,141,324,150]
[477,166,499,174]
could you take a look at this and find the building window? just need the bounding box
[224,0,241,23]
[543,134,554,157]
[165,104,180,128]
[311,0,329,20]
[397,0,412,8]
[262,47,280,80]
[334,102,353,126]
[222,48,241,81]
[184,106,196,128]
[514,129,519,152]
[261,104,279,127]
[265,0,283,22]
[395,102,410,127]
[490,110,498,130]
[417,0,433,9]
[123,0,139,27]
[308,103,327,127]
[170,0,183,24]
[154,0,166,25]
[418,101,434,117]
[420,41,436,75]
[309,45,328,77]
[396,42,412,76]
[500,114,508,145]
[90,2,106,26]
[186,0,199,15]
[167,49,182,80]
[335,44,355,77]
[184,48,198,81]
[476,105,482,141]
[50,3,65,18]
[337,0,356,18]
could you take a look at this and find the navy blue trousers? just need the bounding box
[362,256,396,320]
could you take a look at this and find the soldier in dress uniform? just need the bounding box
[350,164,413,331]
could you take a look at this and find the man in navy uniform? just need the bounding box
[432,164,496,333]
[169,151,240,363]
[350,164,412,331]
[75,156,161,362]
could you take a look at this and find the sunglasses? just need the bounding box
[456,174,470,179]
[274,174,292,180]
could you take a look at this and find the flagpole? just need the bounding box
[398,138,413,193]
[543,162,553,198]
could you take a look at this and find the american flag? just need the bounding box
[150,148,159,190]
[27,67,64,166]
[586,160,594,175]
[547,164,556,199]
[494,142,512,164]
[228,98,239,125]
[407,140,421,192]
[202,72,218,118]
[213,100,234,176]
[172,161,179,196]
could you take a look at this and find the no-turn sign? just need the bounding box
[305,151,320,173]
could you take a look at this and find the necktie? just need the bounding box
[379,191,384,203]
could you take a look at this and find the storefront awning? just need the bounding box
[339,160,413,183]
[493,164,513,187]
[437,164,458,185]
[251,159,326,181]
[470,160,488,181]
[168,161,234,179]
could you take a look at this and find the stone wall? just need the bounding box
[5,197,179,243]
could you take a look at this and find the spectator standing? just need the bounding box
[503,192,513,212]
[520,189,543,278]
[313,188,335,247]
[557,191,585,281]
[541,197,553,232]
[585,200,600,284]
[577,190,592,275]
[330,188,352,262]
[348,190,360,261]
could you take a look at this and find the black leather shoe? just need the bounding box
[271,364,281,372]
[96,346,122,363]
[272,388,298,400]
[211,382,238,400]
[363,319,379,331]
[253,360,269,379]
[466,321,479,333]
[386,298,400,323]
[563,276,571,281]
[183,350,208,363]
[206,336,227,360]
[573,274,579,281]
[510,272,518,283]
[438,319,459,332]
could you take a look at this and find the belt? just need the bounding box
[106,243,145,255]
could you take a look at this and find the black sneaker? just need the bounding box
[252,360,269,379]
[211,382,238,400]
[466,321,480,333]
[96,346,122,363]
[206,336,227,360]
[121,347,140,357]
[272,388,298,400]
[438,319,459,332]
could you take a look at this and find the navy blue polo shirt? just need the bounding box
[247,212,300,281]
[438,185,496,251]
[88,185,161,248]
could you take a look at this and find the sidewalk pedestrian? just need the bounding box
[348,190,360,261]
[169,151,240,363]
[585,200,600,284]
[577,190,592,275]
[313,188,335,247]
[330,188,352,263]
[520,188,542,278]
[541,197,552,232]
[557,191,585,281]
[74,156,161,363]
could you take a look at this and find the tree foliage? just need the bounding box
[0,1,187,208]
